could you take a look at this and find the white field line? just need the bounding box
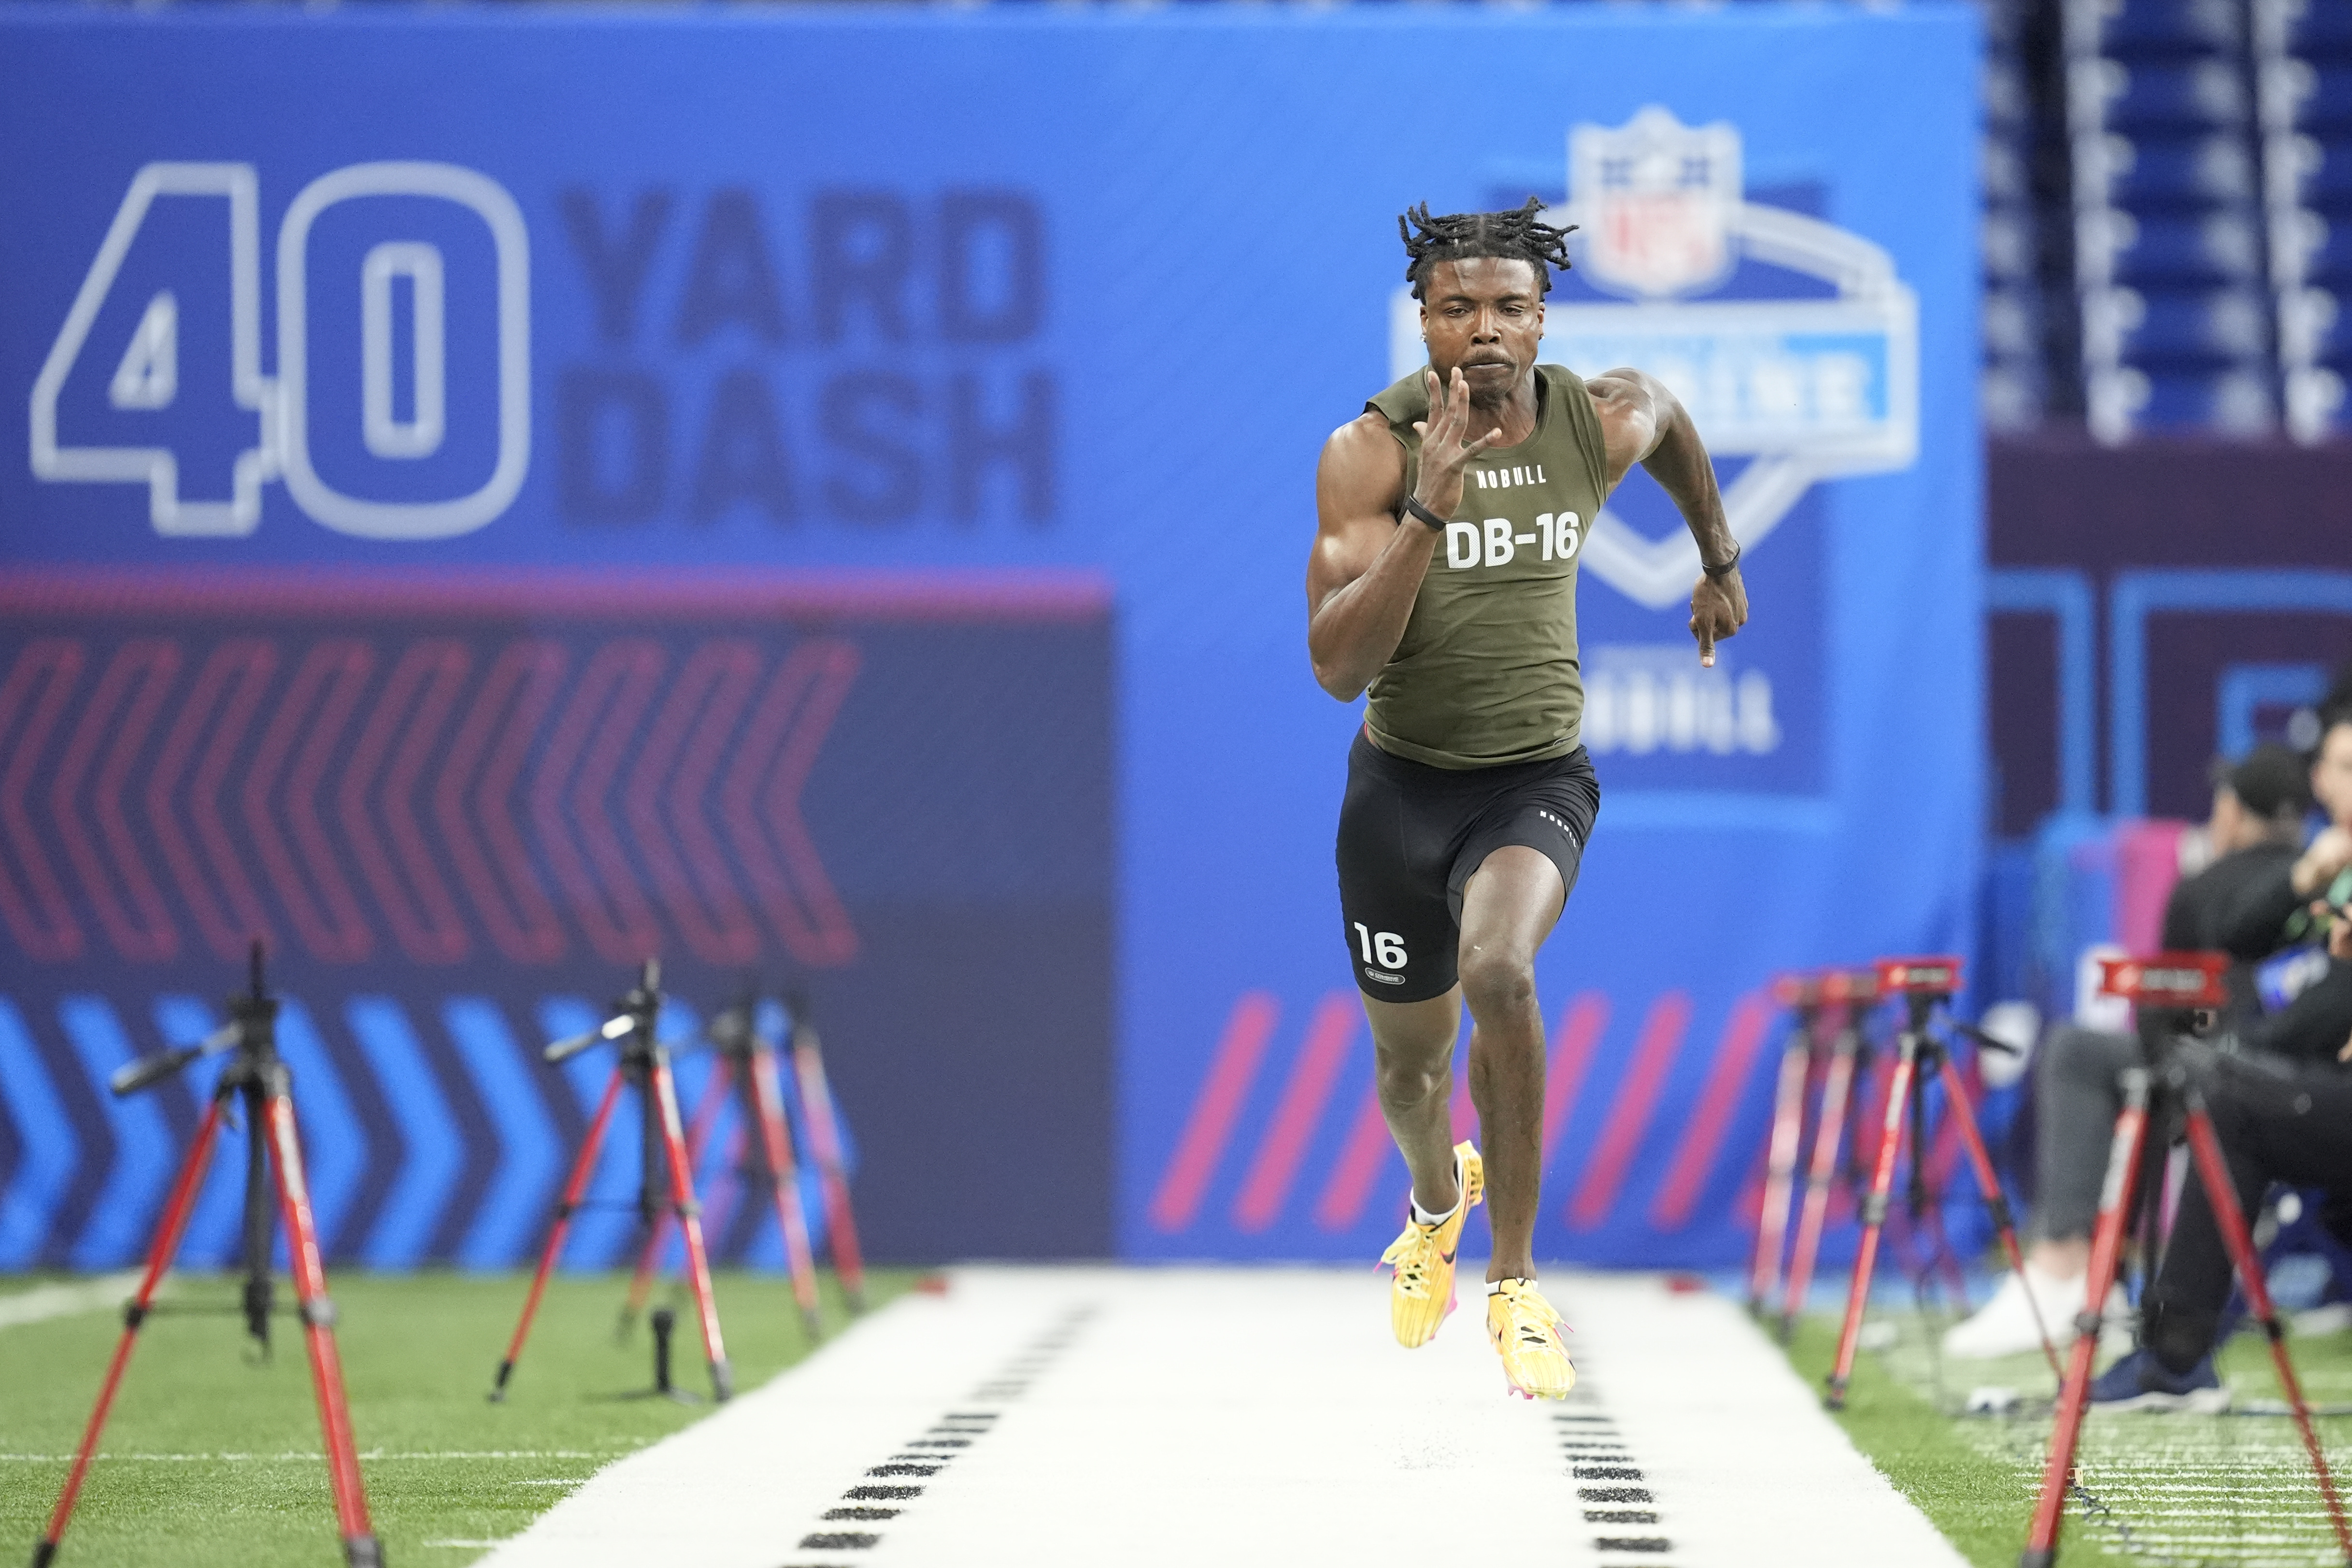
[482,1267,1967,1568]
[0,1273,140,1330]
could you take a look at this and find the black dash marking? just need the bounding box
[1553,1414,1615,1423]
[797,1533,880,1550]
[1586,1510,1659,1524]
[822,1507,899,1522]
[864,1466,940,1479]
[1594,1539,1673,1554]
[1579,1487,1653,1503]
[944,1412,999,1421]
[908,1439,971,1449]
[844,1485,921,1501]
[1575,1465,1643,1480]
[884,1455,954,1466]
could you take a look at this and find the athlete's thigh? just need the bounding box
[1448,748,1597,962]
[1457,844,1566,964]
[1336,739,1459,1002]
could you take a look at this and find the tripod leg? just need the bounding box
[1827,1035,1918,1410]
[651,1052,733,1401]
[2179,1096,2352,1563]
[1782,1041,1857,1340]
[748,1045,825,1340]
[35,1098,226,1568]
[622,1058,729,1336]
[493,1064,626,1401]
[794,1041,867,1311]
[1938,1055,2061,1380]
[2020,1071,2150,1568]
[240,1085,274,1356]
[1749,1028,1813,1316]
[259,1088,382,1568]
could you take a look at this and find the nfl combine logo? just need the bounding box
[1573,107,1741,300]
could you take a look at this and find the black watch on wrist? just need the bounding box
[1400,496,1448,530]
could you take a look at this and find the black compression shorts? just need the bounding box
[1334,728,1599,1004]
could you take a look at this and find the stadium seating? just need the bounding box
[2262,0,2352,439]
[2068,0,2280,439]
[1986,1,2055,431]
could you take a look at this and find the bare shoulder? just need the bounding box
[1582,366,1661,421]
[1317,410,1406,515]
[1583,366,1667,483]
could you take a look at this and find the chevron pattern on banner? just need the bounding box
[0,627,861,971]
[0,987,856,1272]
[0,567,1117,1269]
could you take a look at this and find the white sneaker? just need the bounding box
[1942,1268,2124,1361]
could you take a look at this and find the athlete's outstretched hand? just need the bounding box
[1408,368,1498,525]
[1689,566,1748,668]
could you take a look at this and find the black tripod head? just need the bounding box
[2102,950,2231,1087]
[704,989,763,1061]
[545,957,664,1067]
[111,939,279,1098]
[1875,955,1965,1041]
[1772,972,1827,1041]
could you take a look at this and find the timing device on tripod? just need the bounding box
[31,941,382,1568]
[2018,952,2352,1568]
[490,958,736,1405]
[1824,955,2060,1410]
[1772,966,1882,1343]
[619,992,828,1343]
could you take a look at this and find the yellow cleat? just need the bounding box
[1378,1141,1484,1348]
[1487,1277,1576,1400]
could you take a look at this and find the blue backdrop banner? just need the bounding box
[0,4,1981,1270]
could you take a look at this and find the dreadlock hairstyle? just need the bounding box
[1397,197,1577,300]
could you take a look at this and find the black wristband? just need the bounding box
[1400,495,1448,530]
[1702,541,1742,578]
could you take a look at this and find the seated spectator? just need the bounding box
[2218,708,2352,965]
[1944,742,2322,1359]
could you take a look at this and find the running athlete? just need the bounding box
[1306,200,1748,1399]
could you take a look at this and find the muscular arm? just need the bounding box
[1307,415,1436,701]
[1307,367,1498,701]
[1586,367,1748,663]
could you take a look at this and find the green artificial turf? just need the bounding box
[0,1269,910,1568]
[1782,1306,2352,1568]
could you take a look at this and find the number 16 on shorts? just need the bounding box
[1353,923,1407,971]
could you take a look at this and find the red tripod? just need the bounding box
[34,943,381,1568]
[1826,955,2058,1409]
[786,994,867,1313]
[492,960,734,1404]
[1779,967,1880,1341]
[1750,971,1827,1317]
[621,997,826,1342]
[2019,953,2352,1568]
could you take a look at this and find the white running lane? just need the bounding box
[480,1268,1966,1568]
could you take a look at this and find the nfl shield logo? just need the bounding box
[1569,107,1742,299]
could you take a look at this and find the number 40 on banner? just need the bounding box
[29,160,531,541]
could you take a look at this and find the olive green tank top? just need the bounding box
[1363,363,1611,770]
